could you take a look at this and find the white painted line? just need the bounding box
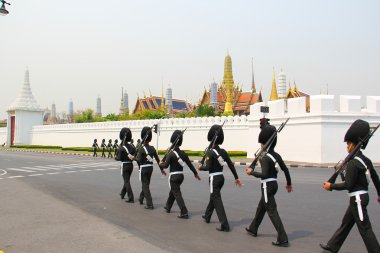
[64,171,77,173]
[105,168,118,170]
[32,166,61,170]
[21,167,47,171]
[29,174,43,177]
[8,168,36,173]
[94,169,105,171]
[47,172,61,175]
[0,169,7,176]
[79,170,91,172]
[8,175,25,178]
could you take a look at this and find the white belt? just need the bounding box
[260,178,277,203]
[348,190,368,221]
[209,172,223,193]
[168,171,183,189]
[139,164,153,181]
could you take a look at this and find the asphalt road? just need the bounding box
[0,150,379,253]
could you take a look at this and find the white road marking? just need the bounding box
[8,168,36,173]
[21,166,48,171]
[64,171,77,173]
[47,172,61,175]
[29,174,43,177]
[0,169,7,176]
[8,175,25,178]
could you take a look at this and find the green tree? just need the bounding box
[74,109,94,123]
[194,104,216,117]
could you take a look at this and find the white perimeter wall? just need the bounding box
[17,95,380,164]
[0,128,7,145]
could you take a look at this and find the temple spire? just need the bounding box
[269,67,279,101]
[251,57,256,93]
[222,51,234,115]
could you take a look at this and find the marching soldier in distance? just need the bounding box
[159,130,201,219]
[115,128,136,202]
[321,119,380,253]
[92,139,99,157]
[107,139,114,158]
[100,139,106,158]
[198,124,242,232]
[113,139,119,157]
[245,124,293,247]
[136,126,166,209]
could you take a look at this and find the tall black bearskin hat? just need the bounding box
[170,130,183,146]
[115,139,118,143]
[207,124,224,145]
[141,126,153,142]
[102,139,105,142]
[119,127,132,142]
[109,139,112,143]
[260,118,270,129]
[344,119,370,149]
[258,125,277,148]
[94,139,97,142]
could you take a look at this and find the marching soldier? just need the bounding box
[159,130,201,219]
[107,139,114,158]
[92,139,99,157]
[115,128,136,202]
[113,139,119,157]
[245,124,292,247]
[198,124,242,232]
[321,119,380,253]
[100,139,106,158]
[136,126,166,209]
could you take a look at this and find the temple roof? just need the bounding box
[133,95,192,114]
[8,69,43,112]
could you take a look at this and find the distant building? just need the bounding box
[132,95,192,115]
[119,88,129,115]
[67,99,74,123]
[46,102,58,124]
[199,53,263,115]
[95,95,102,117]
[165,85,173,114]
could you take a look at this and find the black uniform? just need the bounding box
[326,152,380,253]
[92,139,99,157]
[115,142,136,201]
[247,148,291,244]
[199,145,239,231]
[321,119,380,253]
[100,139,106,158]
[107,139,113,158]
[113,139,119,157]
[160,147,199,216]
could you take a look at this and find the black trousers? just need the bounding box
[248,181,288,242]
[166,174,188,215]
[93,148,97,157]
[327,193,380,253]
[139,166,154,206]
[108,149,113,158]
[101,148,105,158]
[120,163,134,200]
[204,175,229,229]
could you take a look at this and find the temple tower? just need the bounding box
[269,68,279,101]
[222,52,234,115]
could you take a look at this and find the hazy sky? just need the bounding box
[1,0,379,119]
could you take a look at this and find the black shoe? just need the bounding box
[201,215,210,223]
[164,206,171,213]
[119,194,125,199]
[138,198,143,205]
[272,241,289,247]
[125,199,134,203]
[178,214,189,219]
[245,228,257,237]
[216,226,230,232]
[144,205,154,210]
[319,243,336,253]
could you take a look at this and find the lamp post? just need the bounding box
[0,0,10,16]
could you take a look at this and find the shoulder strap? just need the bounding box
[266,153,277,164]
[212,149,220,157]
[123,145,130,154]
[172,150,180,159]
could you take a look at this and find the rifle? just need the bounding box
[161,128,187,163]
[250,118,290,168]
[328,123,380,184]
[200,121,226,166]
